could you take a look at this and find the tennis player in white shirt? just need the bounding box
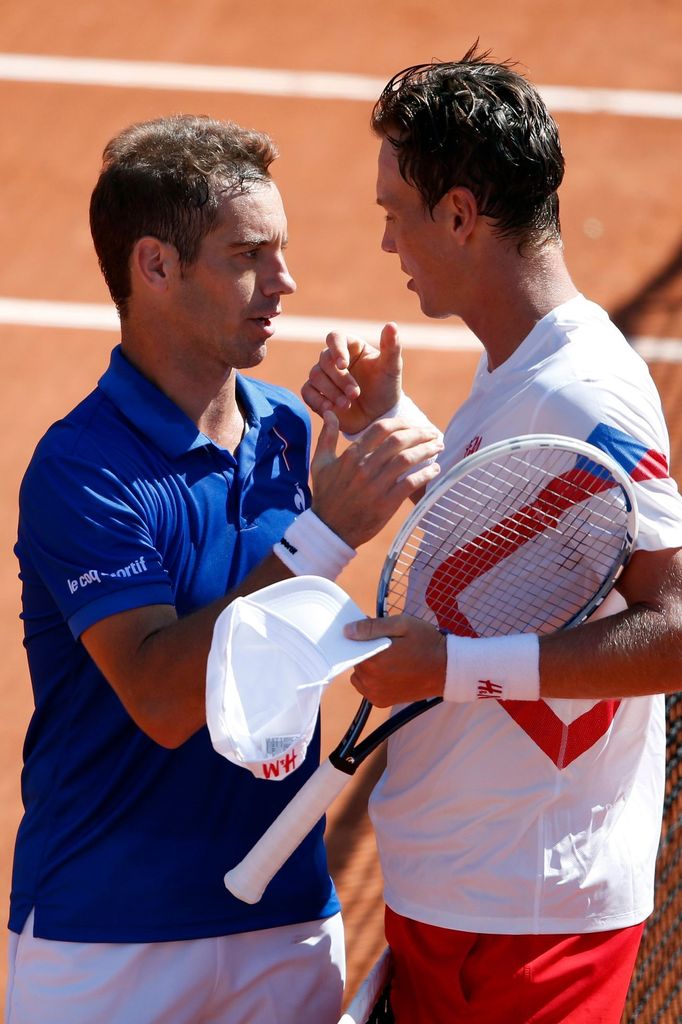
[302,46,682,1024]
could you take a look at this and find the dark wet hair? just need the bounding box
[371,45,565,246]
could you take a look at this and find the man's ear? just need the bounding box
[131,236,179,294]
[447,187,478,243]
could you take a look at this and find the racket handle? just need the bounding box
[224,758,352,904]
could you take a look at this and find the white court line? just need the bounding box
[0,296,480,350]
[630,338,682,363]
[1,53,681,119]
[0,296,679,361]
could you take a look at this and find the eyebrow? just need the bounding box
[228,236,289,249]
[228,237,267,249]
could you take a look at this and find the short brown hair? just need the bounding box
[89,115,278,316]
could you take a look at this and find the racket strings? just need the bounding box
[382,448,632,638]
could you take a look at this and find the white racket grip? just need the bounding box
[224,758,352,904]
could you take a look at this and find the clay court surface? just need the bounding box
[1,0,681,1014]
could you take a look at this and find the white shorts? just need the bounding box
[5,910,345,1024]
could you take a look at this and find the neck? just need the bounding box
[120,315,243,451]
[197,392,246,453]
[463,241,578,371]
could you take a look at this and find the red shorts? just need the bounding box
[385,905,645,1024]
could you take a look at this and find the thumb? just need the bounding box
[379,322,404,380]
[311,410,340,471]
[344,615,403,641]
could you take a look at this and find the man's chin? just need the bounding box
[418,298,453,321]
[226,340,269,372]
[241,344,268,369]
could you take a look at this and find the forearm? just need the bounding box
[83,552,292,747]
[443,599,682,704]
[539,545,682,699]
[539,603,682,699]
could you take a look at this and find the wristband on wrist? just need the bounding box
[444,634,540,702]
[273,508,356,580]
[343,392,442,443]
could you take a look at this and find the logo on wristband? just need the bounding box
[477,679,503,699]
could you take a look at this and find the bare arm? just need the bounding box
[539,545,682,698]
[82,412,443,747]
[344,546,682,705]
[81,554,291,748]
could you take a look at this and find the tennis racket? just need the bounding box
[224,433,638,903]
[338,947,393,1024]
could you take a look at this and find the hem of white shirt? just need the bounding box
[382,891,653,934]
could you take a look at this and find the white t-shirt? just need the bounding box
[369,295,682,934]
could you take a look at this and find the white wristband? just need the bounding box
[343,392,441,442]
[444,634,540,702]
[273,508,356,580]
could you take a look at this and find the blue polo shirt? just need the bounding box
[10,345,340,941]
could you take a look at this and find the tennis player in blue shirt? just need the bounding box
[6,114,443,1024]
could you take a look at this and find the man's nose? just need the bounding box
[269,256,296,295]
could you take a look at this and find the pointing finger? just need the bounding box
[379,322,403,378]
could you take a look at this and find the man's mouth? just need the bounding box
[400,266,415,290]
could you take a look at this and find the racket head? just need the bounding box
[377,434,638,638]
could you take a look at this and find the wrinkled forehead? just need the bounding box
[214,179,287,233]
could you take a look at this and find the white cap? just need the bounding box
[206,576,390,781]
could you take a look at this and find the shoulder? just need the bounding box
[19,389,148,518]
[539,297,651,382]
[523,301,662,434]
[27,387,130,469]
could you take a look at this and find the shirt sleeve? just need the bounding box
[18,453,174,638]
[529,378,682,552]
